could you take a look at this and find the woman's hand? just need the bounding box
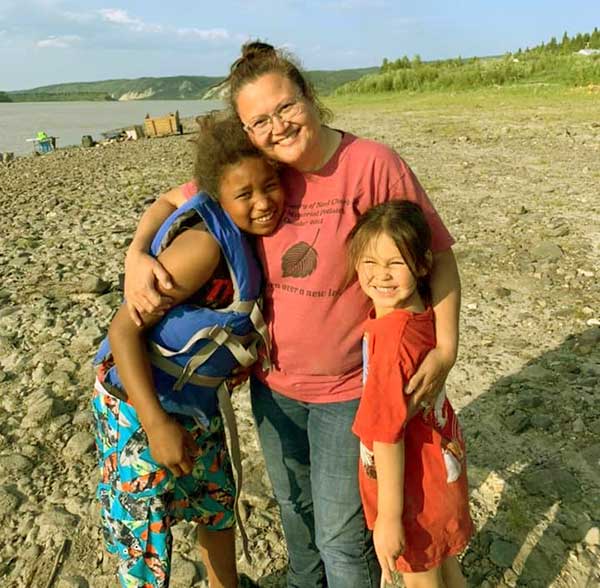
[146,413,198,478]
[124,248,174,326]
[405,346,455,414]
[373,514,405,585]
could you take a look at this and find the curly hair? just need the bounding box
[191,111,266,200]
[224,40,333,124]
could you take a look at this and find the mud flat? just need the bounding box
[0,89,598,587]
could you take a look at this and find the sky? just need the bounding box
[1,0,599,91]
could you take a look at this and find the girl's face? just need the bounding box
[218,157,284,236]
[356,232,425,317]
[235,73,322,169]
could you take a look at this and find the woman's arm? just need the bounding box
[406,247,461,410]
[124,185,188,325]
[373,440,406,585]
[110,224,221,476]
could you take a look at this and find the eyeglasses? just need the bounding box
[243,97,304,136]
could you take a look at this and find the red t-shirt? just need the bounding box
[256,133,454,402]
[182,133,454,403]
[352,308,472,572]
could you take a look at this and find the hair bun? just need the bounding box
[241,41,276,60]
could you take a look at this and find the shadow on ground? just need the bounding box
[461,327,599,587]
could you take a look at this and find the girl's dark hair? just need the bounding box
[191,111,266,200]
[225,40,333,124]
[346,201,433,301]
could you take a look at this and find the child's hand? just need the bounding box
[226,366,252,390]
[146,415,198,477]
[373,514,405,585]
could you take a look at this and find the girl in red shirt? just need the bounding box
[347,201,472,588]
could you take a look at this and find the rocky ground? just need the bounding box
[0,91,598,588]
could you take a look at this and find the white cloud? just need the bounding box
[98,8,163,33]
[36,34,82,48]
[62,10,96,24]
[176,27,230,41]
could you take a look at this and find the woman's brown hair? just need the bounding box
[225,40,333,124]
[346,201,433,301]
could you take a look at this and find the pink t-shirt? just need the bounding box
[255,133,454,403]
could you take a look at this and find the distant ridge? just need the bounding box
[4,68,379,102]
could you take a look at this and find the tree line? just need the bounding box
[335,29,600,96]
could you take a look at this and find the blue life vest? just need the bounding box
[94,192,269,425]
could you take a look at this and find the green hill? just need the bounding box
[8,75,222,102]
[0,91,12,102]
[8,68,379,102]
[334,29,600,96]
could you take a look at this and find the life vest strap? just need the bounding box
[216,382,251,563]
[151,325,230,358]
[249,302,271,370]
[148,352,225,388]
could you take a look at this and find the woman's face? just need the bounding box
[235,73,322,168]
[218,156,284,236]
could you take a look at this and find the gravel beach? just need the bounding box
[0,93,598,587]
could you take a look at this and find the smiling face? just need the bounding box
[217,156,284,236]
[235,73,323,170]
[356,232,426,317]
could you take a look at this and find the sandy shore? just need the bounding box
[0,93,598,587]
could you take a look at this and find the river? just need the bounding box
[0,99,224,156]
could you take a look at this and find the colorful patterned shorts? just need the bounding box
[92,379,235,588]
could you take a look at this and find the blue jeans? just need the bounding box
[251,376,380,588]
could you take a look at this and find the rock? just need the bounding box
[574,328,600,353]
[63,431,96,459]
[0,454,33,475]
[519,364,553,381]
[505,411,531,434]
[583,526,600,547]
[546,225,569,237]
[515,393,543,409]
[57,576,89,588]
[581,443,600,468]
[169,554,199,587]
[530,242,563,261]
[22,390,57,426]
[522,467,581,501]
[71,323,105,351]
[494,287,511,298]
[489,538,519,567]
[0,485,22,517]
[78,275,111,295]
[37,508,80,541]
[558,524,583,543]
[530,414,553,430]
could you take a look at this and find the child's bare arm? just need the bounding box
[373,440,406,585]
[124,185,189,325]
[110,224,220,476]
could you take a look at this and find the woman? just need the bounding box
[123,42,460,588]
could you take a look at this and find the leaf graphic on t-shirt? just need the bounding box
[281,230,320,278]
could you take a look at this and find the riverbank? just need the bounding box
[0,99,223,157]
[0,89,598,587]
